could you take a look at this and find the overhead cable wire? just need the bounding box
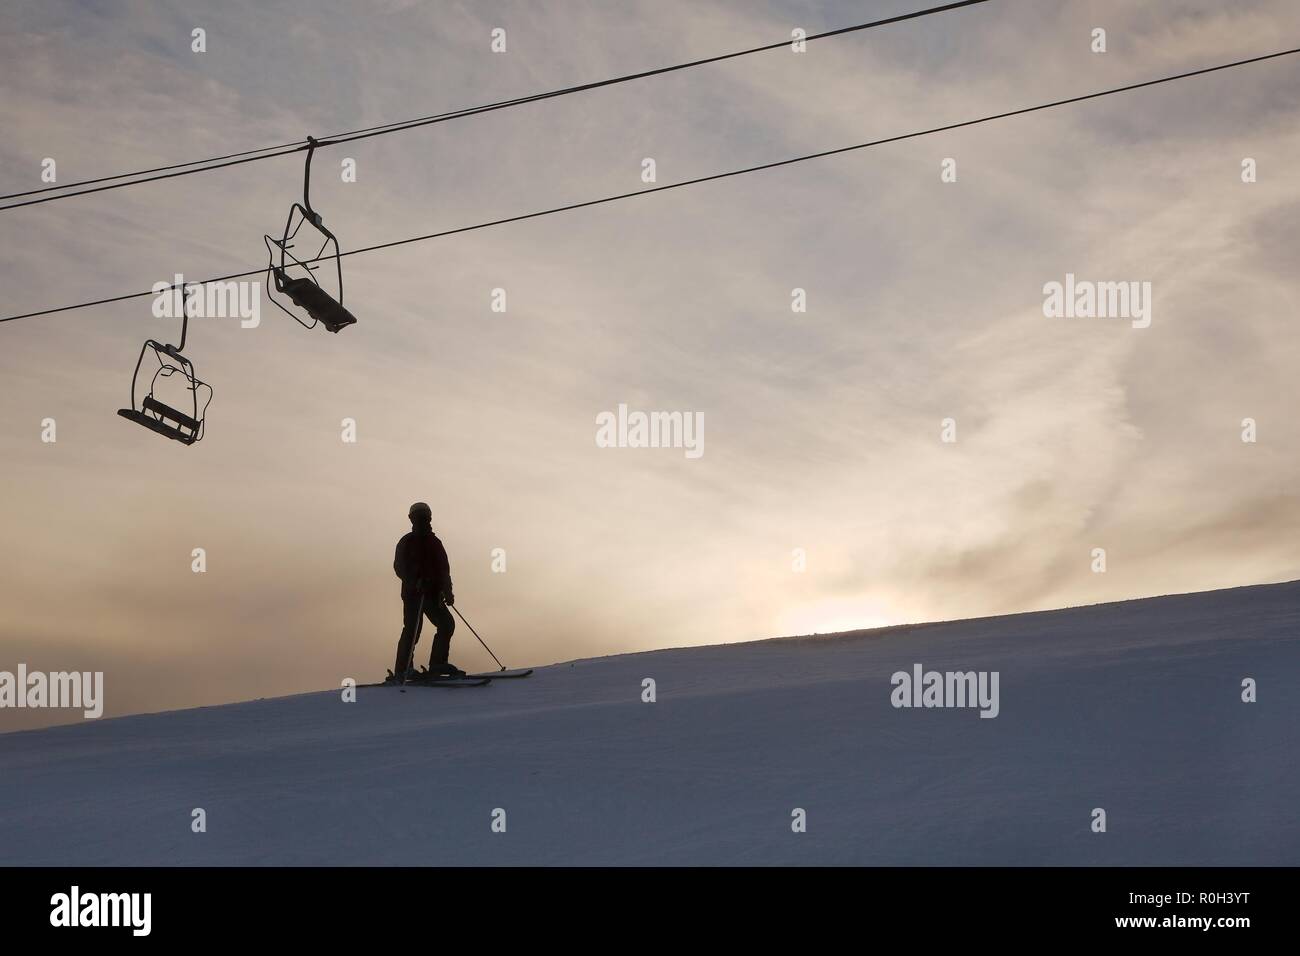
[2,46,1295,324]
[0,0,990,211]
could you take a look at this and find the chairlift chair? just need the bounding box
[117,309,213,445]
[265,136,357,333]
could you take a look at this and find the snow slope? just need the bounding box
[2,581,1297,865]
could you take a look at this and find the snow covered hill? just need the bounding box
[2,581,1297,865]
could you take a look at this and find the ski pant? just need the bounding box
[394,592,456,674]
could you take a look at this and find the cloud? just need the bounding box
[2,0,1299,727]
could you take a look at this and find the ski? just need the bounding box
[358,675,491,689]
[464,668,533,679]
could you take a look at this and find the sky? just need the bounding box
[1,0,1299,729]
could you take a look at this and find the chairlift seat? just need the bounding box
[118,337,211,445]
[273,268,357,333]
[116,406,200,445]
[264,138,359,333]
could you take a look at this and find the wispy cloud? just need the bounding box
[2,0,1299,727]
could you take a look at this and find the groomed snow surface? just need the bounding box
[2,581,1297,865]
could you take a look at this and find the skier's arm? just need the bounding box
[393,536,410,582]
[433,538,453,603]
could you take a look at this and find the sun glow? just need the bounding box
[775,595,906,637]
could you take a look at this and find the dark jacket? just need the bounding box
[394,526,453,601]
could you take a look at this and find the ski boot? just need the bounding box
[428,662,466,679]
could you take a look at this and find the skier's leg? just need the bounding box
[393,595,421,674]
[425,601,456,671]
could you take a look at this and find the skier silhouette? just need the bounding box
[392,502,461,679]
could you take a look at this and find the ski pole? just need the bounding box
[451,604,506,671]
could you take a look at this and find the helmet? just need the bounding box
[408,501,432,520]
